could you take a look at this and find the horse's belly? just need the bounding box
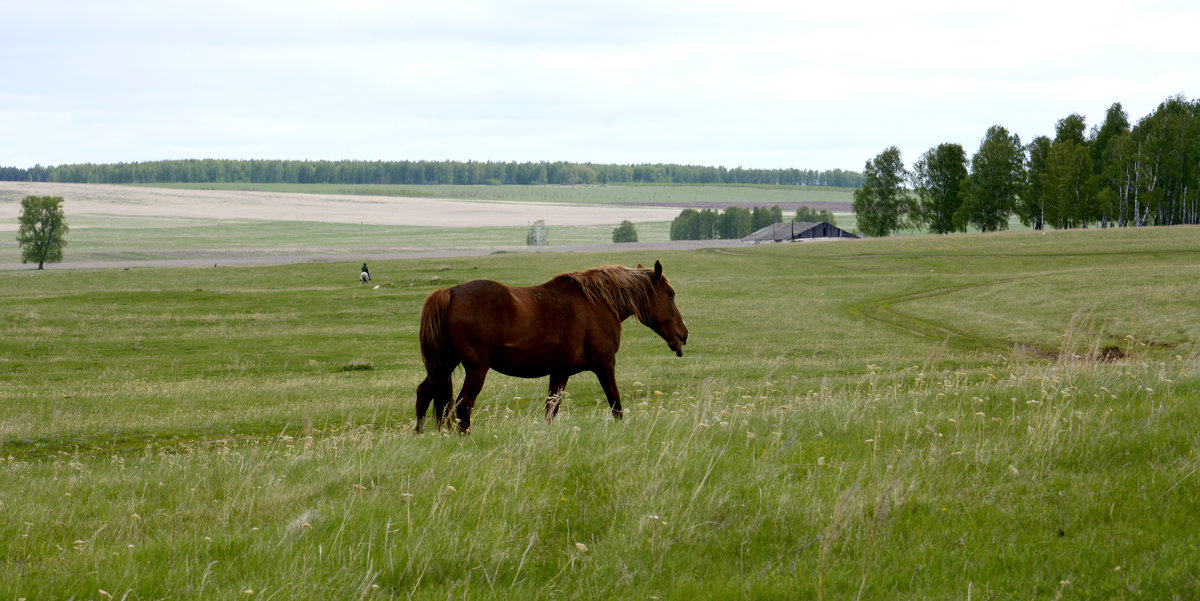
[491,347,586,379]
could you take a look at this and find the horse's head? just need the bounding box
[639,260,689,357]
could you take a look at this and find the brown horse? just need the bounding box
[414,260,688,433]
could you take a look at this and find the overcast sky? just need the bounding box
[2,0,1196,171]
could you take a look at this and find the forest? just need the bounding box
[0,160,863,188]
[855,93,1200,237]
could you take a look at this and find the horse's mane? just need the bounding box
[557,265,661,321]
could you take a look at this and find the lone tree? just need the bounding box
[526,219,548,246]
[612,219,639,243]
[17,195,69,269]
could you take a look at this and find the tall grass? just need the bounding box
[3,355,1196,599]
[2,226,1199,599]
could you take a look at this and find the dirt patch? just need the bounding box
[0,182,685,229]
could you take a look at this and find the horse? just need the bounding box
[361,270,371,284]
[413,260,688,433]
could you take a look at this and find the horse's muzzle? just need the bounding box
[671,334,688,357]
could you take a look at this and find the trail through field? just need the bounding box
[848,281,1020,354]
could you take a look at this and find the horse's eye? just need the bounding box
[668,291,676,299]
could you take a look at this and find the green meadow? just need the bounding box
[2,226,1199,599]
[144,182,856,209]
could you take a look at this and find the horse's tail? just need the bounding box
[419,288,453,372]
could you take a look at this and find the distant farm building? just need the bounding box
[742,221,859,245]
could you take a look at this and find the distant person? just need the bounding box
[360,263,371,284]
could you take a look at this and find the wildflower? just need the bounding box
[654,390,664,397]
[747,432,756,439]
[301,523,312,530]
[99,591,113,600]
[1008,465,1019,475]
[398,493,413,503]
[817,457,825,466]
[575,542,589,553]
[445,485,457,494]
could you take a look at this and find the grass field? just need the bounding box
[143,182,857,209]
[0,214,676,264]
[2,226,1199,599]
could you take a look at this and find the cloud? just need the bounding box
[2,0,1197,169]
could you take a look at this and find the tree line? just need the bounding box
[669,205,835,240]
[0,159,864,188]
[854,94,1200,237]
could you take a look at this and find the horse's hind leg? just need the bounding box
[416,370,453,434]
[452,364,489,433]
[545,373,570,422]
[415,377,434,433]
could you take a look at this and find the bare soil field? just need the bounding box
[0,182,684,230]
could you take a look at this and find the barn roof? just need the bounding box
[742,221,858,244]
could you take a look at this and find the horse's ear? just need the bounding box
[653,260,662,279]
[637,263,644,269]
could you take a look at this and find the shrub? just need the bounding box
[612,220,638,243]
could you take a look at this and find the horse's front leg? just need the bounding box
[545,373,570,422]
[592,364,623,420]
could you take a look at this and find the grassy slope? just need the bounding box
[1,227,1199,599]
